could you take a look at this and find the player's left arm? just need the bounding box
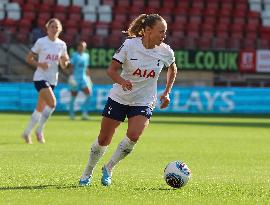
[160,62,177,109]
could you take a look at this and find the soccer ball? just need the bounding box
[164,161,191,188]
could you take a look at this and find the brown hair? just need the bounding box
[125,14,165,37]
[45,18,63,33]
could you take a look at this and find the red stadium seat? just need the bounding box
[198,37,212,50]
[68,5,81,14]
[161,0,175,9]
[23,11,36,20]
[191,1,205,9]
[131,0,145,7]
[257,39,270,49]
[102,0,115,7]
[227,38,242,50]
[53,12,66,22]
[212,37,227,49]
[203,16,216,25]
[117,0,130,7]
[90,35,107,47]
[23,4,35,12]
[144,7,160,14]
[242,39,256,49]
[53,5,66,13]
[175,0,190,9]
[68,13,82,21]
[146,0,161,8]
[38,12,52,22]
[185,37,197,49]
[107,34,123,48]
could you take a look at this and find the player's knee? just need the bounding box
[126,131,141,142]
[48,101,56,109]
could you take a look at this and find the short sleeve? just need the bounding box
[112,39,129,64]
[31,39,41,54]
[70,53,76,65]
[61,43,67,57]
[164,48,175,68]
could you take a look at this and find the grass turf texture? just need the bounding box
[0,113,270,205]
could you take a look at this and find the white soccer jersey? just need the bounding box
[31,36,67,85]
[109,37,175,108]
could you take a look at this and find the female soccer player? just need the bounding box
[22,18,70,144]
[68,41,93,120]
[79,14,177,186]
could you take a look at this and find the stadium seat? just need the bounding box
[57,0,70,6]
[6,2,21,21]
[53,12,67,22]
[97,5,112,22]
[86,0,101,7]
[191,1,204,9]
[102,0,115,7]
[11,0,25,7]
[257,39,270,49]
[90,35,107,47]
[83,4,97,22]
[227,38,242,50]
[42,0,55,6]
[107,34,123,48]
[68,12,82,21]
[185,37,197,49]
[249,1,262,12]
[197,37,212,50]
[262,11,270,26]
[116,0,130,7]
[38,12,51,22]
[212,37,227,49]
[242,38,256,49]
[72,0,85,7]
[0,3,5,21]
[131,0,145,7]
[25,0,41,6]
[146,0,161,8]
[39,3,52,13]
[53,5,66,13]
[95,22,110,36]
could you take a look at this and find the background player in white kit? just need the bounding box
[22,18,70,144]
[79,14,177,186]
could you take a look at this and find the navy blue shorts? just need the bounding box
[34,80,55,92]
[102,98,153,122]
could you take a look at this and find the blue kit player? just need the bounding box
[68,41,93,120]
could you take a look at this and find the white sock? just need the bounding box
[81,139,107,179]
[105,136,137,172]
[36,106,55,134]
[24,110,41,136]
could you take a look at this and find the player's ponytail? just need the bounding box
[125,14,165,38]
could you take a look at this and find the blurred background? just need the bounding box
[0,0,270,114]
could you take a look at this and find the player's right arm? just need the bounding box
[107,60,132,91]
[26,51,48,69]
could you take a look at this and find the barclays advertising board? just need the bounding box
[0,83,270,114]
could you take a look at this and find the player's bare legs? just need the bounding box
[81,87,91,120]
[79,117,121,185]
[35,87,56,143]
[102,115,149,186]
[22,93,46,144]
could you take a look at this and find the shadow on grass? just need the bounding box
[0,184,83,191]
[150,120,270,128]
[133,187,178,191]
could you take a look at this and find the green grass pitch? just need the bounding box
[0,113,270,205]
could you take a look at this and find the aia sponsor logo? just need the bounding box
[132,68,155,78]
[45,54,59,61]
